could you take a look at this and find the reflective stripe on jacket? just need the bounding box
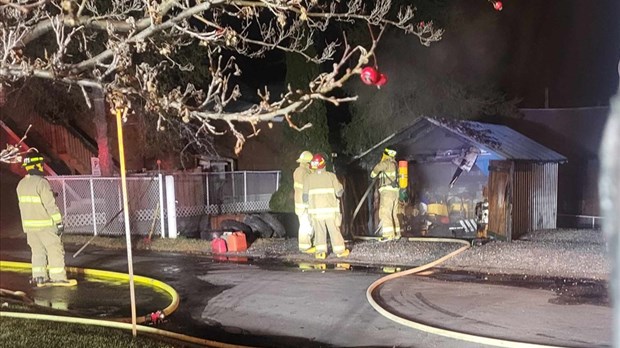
[293,165,312,215]
[303,170,343,219]
[371,158,397,188]
[16,175,62,232]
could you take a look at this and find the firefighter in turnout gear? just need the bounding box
[371,148,401,241]
[303,154,349,259]
[294,151,315,253]
[16,153,77,287]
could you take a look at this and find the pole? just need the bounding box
[165,175,178,238]
[158,173,165,238]
[244,171,247,203]
[116,108,138,337]
[90,178,97,235]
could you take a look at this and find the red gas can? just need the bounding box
[226,232,247,252]
[211,237,227,253]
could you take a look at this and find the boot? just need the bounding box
[37,279,78,288]
[29,276,48,287]
[315,252,326,260]
[336,249,350,258]
[301,246,316,254]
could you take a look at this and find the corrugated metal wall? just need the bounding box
[512,162,558,239]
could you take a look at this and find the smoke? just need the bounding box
[342,1,514,155]
[378,1,508,99]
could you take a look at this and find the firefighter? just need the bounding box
[16,153,76,287]
[303,154,349,259]
[475,186,489,239]
[371,148,401,241]
[294,150,315,253]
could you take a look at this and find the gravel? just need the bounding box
[50,228,612,281]
[240,228,611,280]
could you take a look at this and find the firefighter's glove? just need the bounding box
[56,223,64,236]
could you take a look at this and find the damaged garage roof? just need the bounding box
[354,117,567,163]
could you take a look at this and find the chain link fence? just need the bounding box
[48,175,164,236]
[174,171,280,217]
[48,171,281,237]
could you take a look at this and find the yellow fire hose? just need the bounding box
[0,260,178,324]
[364,237,566,348]
[0,260,254,348]
[0,312,253,348]
[2,246,568,348]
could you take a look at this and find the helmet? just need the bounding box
[296,151,313,163]
[383,148,397,158]
[22,152,45,168]
[310,154,326,170]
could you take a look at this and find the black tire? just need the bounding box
[220,219,253,235]
[244,214,273,238]
[199,215,211,232]
[200,230,222,241]
[219,219,258,245]
[259,213,286,238]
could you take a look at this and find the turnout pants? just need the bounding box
[26,229,67,281]
[312,214,346,255]
[297,212,314,251]
[379,189,401,239]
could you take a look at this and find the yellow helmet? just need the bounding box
[22,153,45,167]
[382,148,396,160]
[296,151,313,163]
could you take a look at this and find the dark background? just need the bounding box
[494,0,619,107]
[241,0,620,109]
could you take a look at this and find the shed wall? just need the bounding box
[512,162,558,239]
[488,160,513,240]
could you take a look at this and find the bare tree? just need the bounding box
[0,122,34,163]
[0,0,442,154]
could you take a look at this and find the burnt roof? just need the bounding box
[355,117,567,163]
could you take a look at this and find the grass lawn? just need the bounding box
[63,235,212,254]
[0,317,185,348]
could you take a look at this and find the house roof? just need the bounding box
[354,117,567,163]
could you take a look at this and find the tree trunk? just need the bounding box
[93,88,113,176]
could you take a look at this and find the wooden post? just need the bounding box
[116,107,138,336]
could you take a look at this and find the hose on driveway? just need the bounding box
[364,237,565,348]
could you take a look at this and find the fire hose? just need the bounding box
[0,260,253,347]
[350,176,378,227]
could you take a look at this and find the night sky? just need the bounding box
[239,1,619,110]
[494,0,620,107]
[374,0,620,109]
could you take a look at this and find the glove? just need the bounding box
[56,223,64,236]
